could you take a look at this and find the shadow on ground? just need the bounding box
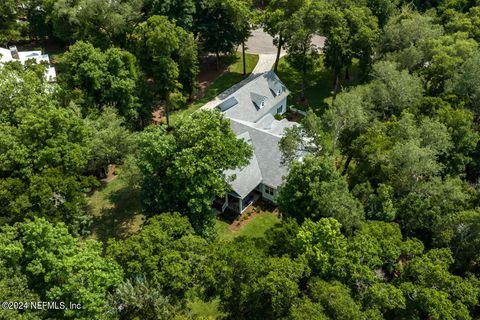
[88,179,144,242]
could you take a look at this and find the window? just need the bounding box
[277,105,283,114]
[265,185,275,196]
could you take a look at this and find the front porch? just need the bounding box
[214,190,262,214]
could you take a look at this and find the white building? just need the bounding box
[0,46,56,82]
[214,71,299,214]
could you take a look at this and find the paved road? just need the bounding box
[242,28,325,55]
[201,28,326,111]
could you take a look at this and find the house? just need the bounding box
[214,71,299,214]
[0,46,56,82]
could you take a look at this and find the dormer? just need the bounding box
[250,92,267,109]
[267,78,283,97]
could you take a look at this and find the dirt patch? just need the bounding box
[152,106,166,125]
[101,164,117,184]
[286,110,305,122]
[194,55,232,100]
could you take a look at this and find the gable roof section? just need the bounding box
[267,77,284,96]
[220,71,290,122]
[228,118,298,192]
[225,132,263,198]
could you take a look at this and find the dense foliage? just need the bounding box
[1,0,480,319]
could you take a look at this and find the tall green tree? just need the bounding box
[0,0,22,45]
[0,63,96,234]
[84,108,133,178]
[195,0,252,69]
[263,0,306,72]
[108,213,207,298]
[60,41,142,125]
[51,0,142,47]
[0,218,123,319]
[277,156,364,232]
[131,15,198,126]
[319,2,379,99]
[143,0,196,29]
[135,111,252,237]
[284,1,323,100]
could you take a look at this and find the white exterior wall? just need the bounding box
[267,97,287,117]
[260,183,276,202]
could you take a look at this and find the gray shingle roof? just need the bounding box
[228,118,297,193]
[225,132,263,198]
[215,71,297,198]
[220,71,289,122]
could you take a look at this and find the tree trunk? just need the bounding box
[165,100,170,129]
[345,66,350,81]
[215,51,220,70]
[300,45,307,101]
[342,154,353,176]
[242,41,246,76]
[332,71,340,101]
[274,35,283,73]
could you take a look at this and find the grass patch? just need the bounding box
[216,210,280,241]
[277,55,362,113]
[87,170,144,242]
[170,52,259,125]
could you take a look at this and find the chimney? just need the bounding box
[9,46,19,60]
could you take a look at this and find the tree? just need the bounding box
[288,297,328,320]
[0,64,96,234]
[108,278,187,320]
[364,0,400,27]
[143,0,196,29]
[284,1,322,100]
[380,7,444,71]
[60,41,142,125]
[446,51,480,116]
[350,112,453,193]
[397,176,476,243]
[296,218,348,277]
[277,156,364,232]
[262,0,306,72]
[319,2,379,99]
[307,278,371,320]
[280,89,372,172]
[108,213,208,298]
[135,111,252,237]
[84,108,133,177]
[398,248,479,319]
[0,218,123,319]
[421,32,478,94]
[131,15,198,126]
[195,0,252,69]
[368,61,424,119]
[433,209,480,274]
[50,0,142,47]
[0,0,22,45]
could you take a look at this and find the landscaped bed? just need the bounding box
[215,202,281,241]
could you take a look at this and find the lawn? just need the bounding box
[216,208,280,241]
[276,55,362,113]
[170,52,259,125]
[87,170,145,242]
